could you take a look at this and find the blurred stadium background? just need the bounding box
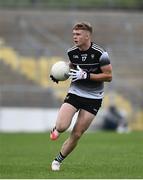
[0,0,143,132]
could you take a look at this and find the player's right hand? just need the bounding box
[50,75,59,84]
[68,65,90,82]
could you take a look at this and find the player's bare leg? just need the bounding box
[51,109,95,170]
[50,103,77,140]
[61,109,95,156]
[51,103,77,170]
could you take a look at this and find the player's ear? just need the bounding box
[85,31,90,40]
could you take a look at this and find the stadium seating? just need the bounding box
[0,42,69,100]
[0,10,143,129]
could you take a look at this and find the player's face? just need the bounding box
[72,29,90,48]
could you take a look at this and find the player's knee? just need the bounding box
[72,131,83,140]
[56,124,67,133]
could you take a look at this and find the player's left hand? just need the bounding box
[50,75,59,83]
[68,65,90,82]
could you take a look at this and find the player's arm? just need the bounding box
[69,64,112,82]
[90,51,112,82]
[90,64,112,82]
[69,51,112,82]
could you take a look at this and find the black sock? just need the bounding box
[55,152,66,163]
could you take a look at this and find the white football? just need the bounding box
[50,61,70,81]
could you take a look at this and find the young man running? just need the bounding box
[50,22,112,171]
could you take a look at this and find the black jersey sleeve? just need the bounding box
[99,52,110,66]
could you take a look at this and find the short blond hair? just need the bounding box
[73,22,93,34]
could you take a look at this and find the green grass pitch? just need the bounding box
[0,131,143,179]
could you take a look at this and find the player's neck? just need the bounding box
[79,41,91,51]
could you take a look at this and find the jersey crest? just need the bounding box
[81,54,87,61]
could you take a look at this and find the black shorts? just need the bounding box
[64,93,102,115]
